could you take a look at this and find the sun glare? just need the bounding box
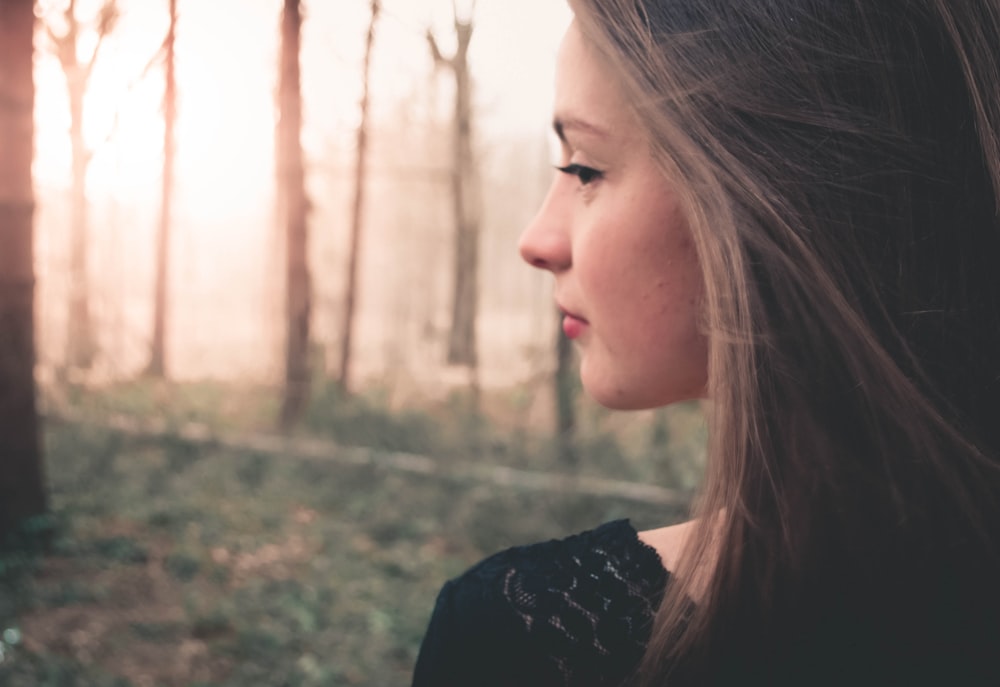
[30,0,570,381]
[34,0,277,215]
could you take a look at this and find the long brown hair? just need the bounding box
[570,1,1000,683]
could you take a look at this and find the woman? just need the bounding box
[412,1,1000,685]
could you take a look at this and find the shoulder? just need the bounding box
[463,519,670,600]
[412,520,670,687]
[637,519,697,575]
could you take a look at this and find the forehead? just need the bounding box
[554,22,634,137]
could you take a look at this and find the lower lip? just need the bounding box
[562,315,588,339]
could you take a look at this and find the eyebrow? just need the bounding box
[553,116,611,143]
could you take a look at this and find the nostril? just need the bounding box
[518,239,548,269]
[519,228,569,272]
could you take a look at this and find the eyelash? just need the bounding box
[555,163,604,186]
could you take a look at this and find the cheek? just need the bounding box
[594,216,700,320]
[579,226,702,352]
[642,271,703,356]
[608,223,705,361]
[576,182,703,316]
[655,239,705,351]
[575,181,708,405]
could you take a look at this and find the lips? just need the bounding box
[558,304,589,340]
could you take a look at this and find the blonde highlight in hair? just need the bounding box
[570,1,1000,683]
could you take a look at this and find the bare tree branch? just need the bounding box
[44,22,61,52]
[46,21,75,71]
[426,29,448,69]
[82,0,118,83]
[96,0,119,36]
[87,39,168,163]
[452,0,476,27]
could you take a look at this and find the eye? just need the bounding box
[555,163,604,186]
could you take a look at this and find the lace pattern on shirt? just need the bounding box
[489,520,668,686]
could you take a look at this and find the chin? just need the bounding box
[589,390,675,411]
[582,376,667,411]
[582,366,707,411]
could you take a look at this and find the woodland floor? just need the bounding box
[0,381,702,687]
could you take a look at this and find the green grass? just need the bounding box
[2,381,703,686]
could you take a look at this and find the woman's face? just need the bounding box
[519,21,708,410]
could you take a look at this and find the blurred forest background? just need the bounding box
[0,0,706,684]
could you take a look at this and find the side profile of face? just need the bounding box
[519,21,708,410]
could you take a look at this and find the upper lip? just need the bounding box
[557,301,588,323]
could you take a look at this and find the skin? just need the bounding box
[518,22,708,571]
[518,22,708,412]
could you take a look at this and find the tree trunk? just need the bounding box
[278,0,311,430]
[555,315,577,466]
[429,11,481,386]
[338,0,380,395]
[47,0,118,372]
[147,0,177,378]
[0,0,47,544]
[447,23,479,373]
[65,61,95,370]
[50,1,98,371]
[426,12,481,410]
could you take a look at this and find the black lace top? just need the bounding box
[411,520,670,687]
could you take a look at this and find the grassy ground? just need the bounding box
[0,381,703,686]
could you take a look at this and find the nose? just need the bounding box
[518,183,571,272]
